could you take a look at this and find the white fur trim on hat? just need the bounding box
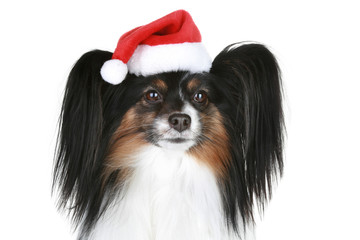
[100,59,128,85]
[127,42,212,77]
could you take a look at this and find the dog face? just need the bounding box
[106,72,231,179]
[117,72,227,151]
[54,44,284,237]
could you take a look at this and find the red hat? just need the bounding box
[101,10,212,85]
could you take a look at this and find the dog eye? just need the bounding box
[145,90,162,103]
[193,91,208,103]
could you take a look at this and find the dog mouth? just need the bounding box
[156,137,196,151]
[162,138,190,144]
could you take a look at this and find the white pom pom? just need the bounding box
[100,59,128,85]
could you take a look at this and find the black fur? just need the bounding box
[211,43,284,230]
[53,43,284,237]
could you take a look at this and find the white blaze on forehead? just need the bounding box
[179,85,185,101]
[182,102,201,135]
[178,73,190,101]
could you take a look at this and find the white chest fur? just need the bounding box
[88,146,241,240]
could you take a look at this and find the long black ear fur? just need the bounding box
[211,43,284,230]
[53,50,112,230]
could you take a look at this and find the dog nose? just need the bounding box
[168,113,191,132]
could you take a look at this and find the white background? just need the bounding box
[1,0,359,239]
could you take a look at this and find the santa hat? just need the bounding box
[100,10,212,85]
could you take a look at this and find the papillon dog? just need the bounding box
[53,11,284,240]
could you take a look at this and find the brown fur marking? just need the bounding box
[187,78,201,91]
[188,105,230,177]
[152,79,167,92]
[103,107,151,185]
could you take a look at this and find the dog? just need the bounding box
[53,10,284,240]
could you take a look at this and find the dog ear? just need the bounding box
[53,50,112,225]
[211,43,284,226]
